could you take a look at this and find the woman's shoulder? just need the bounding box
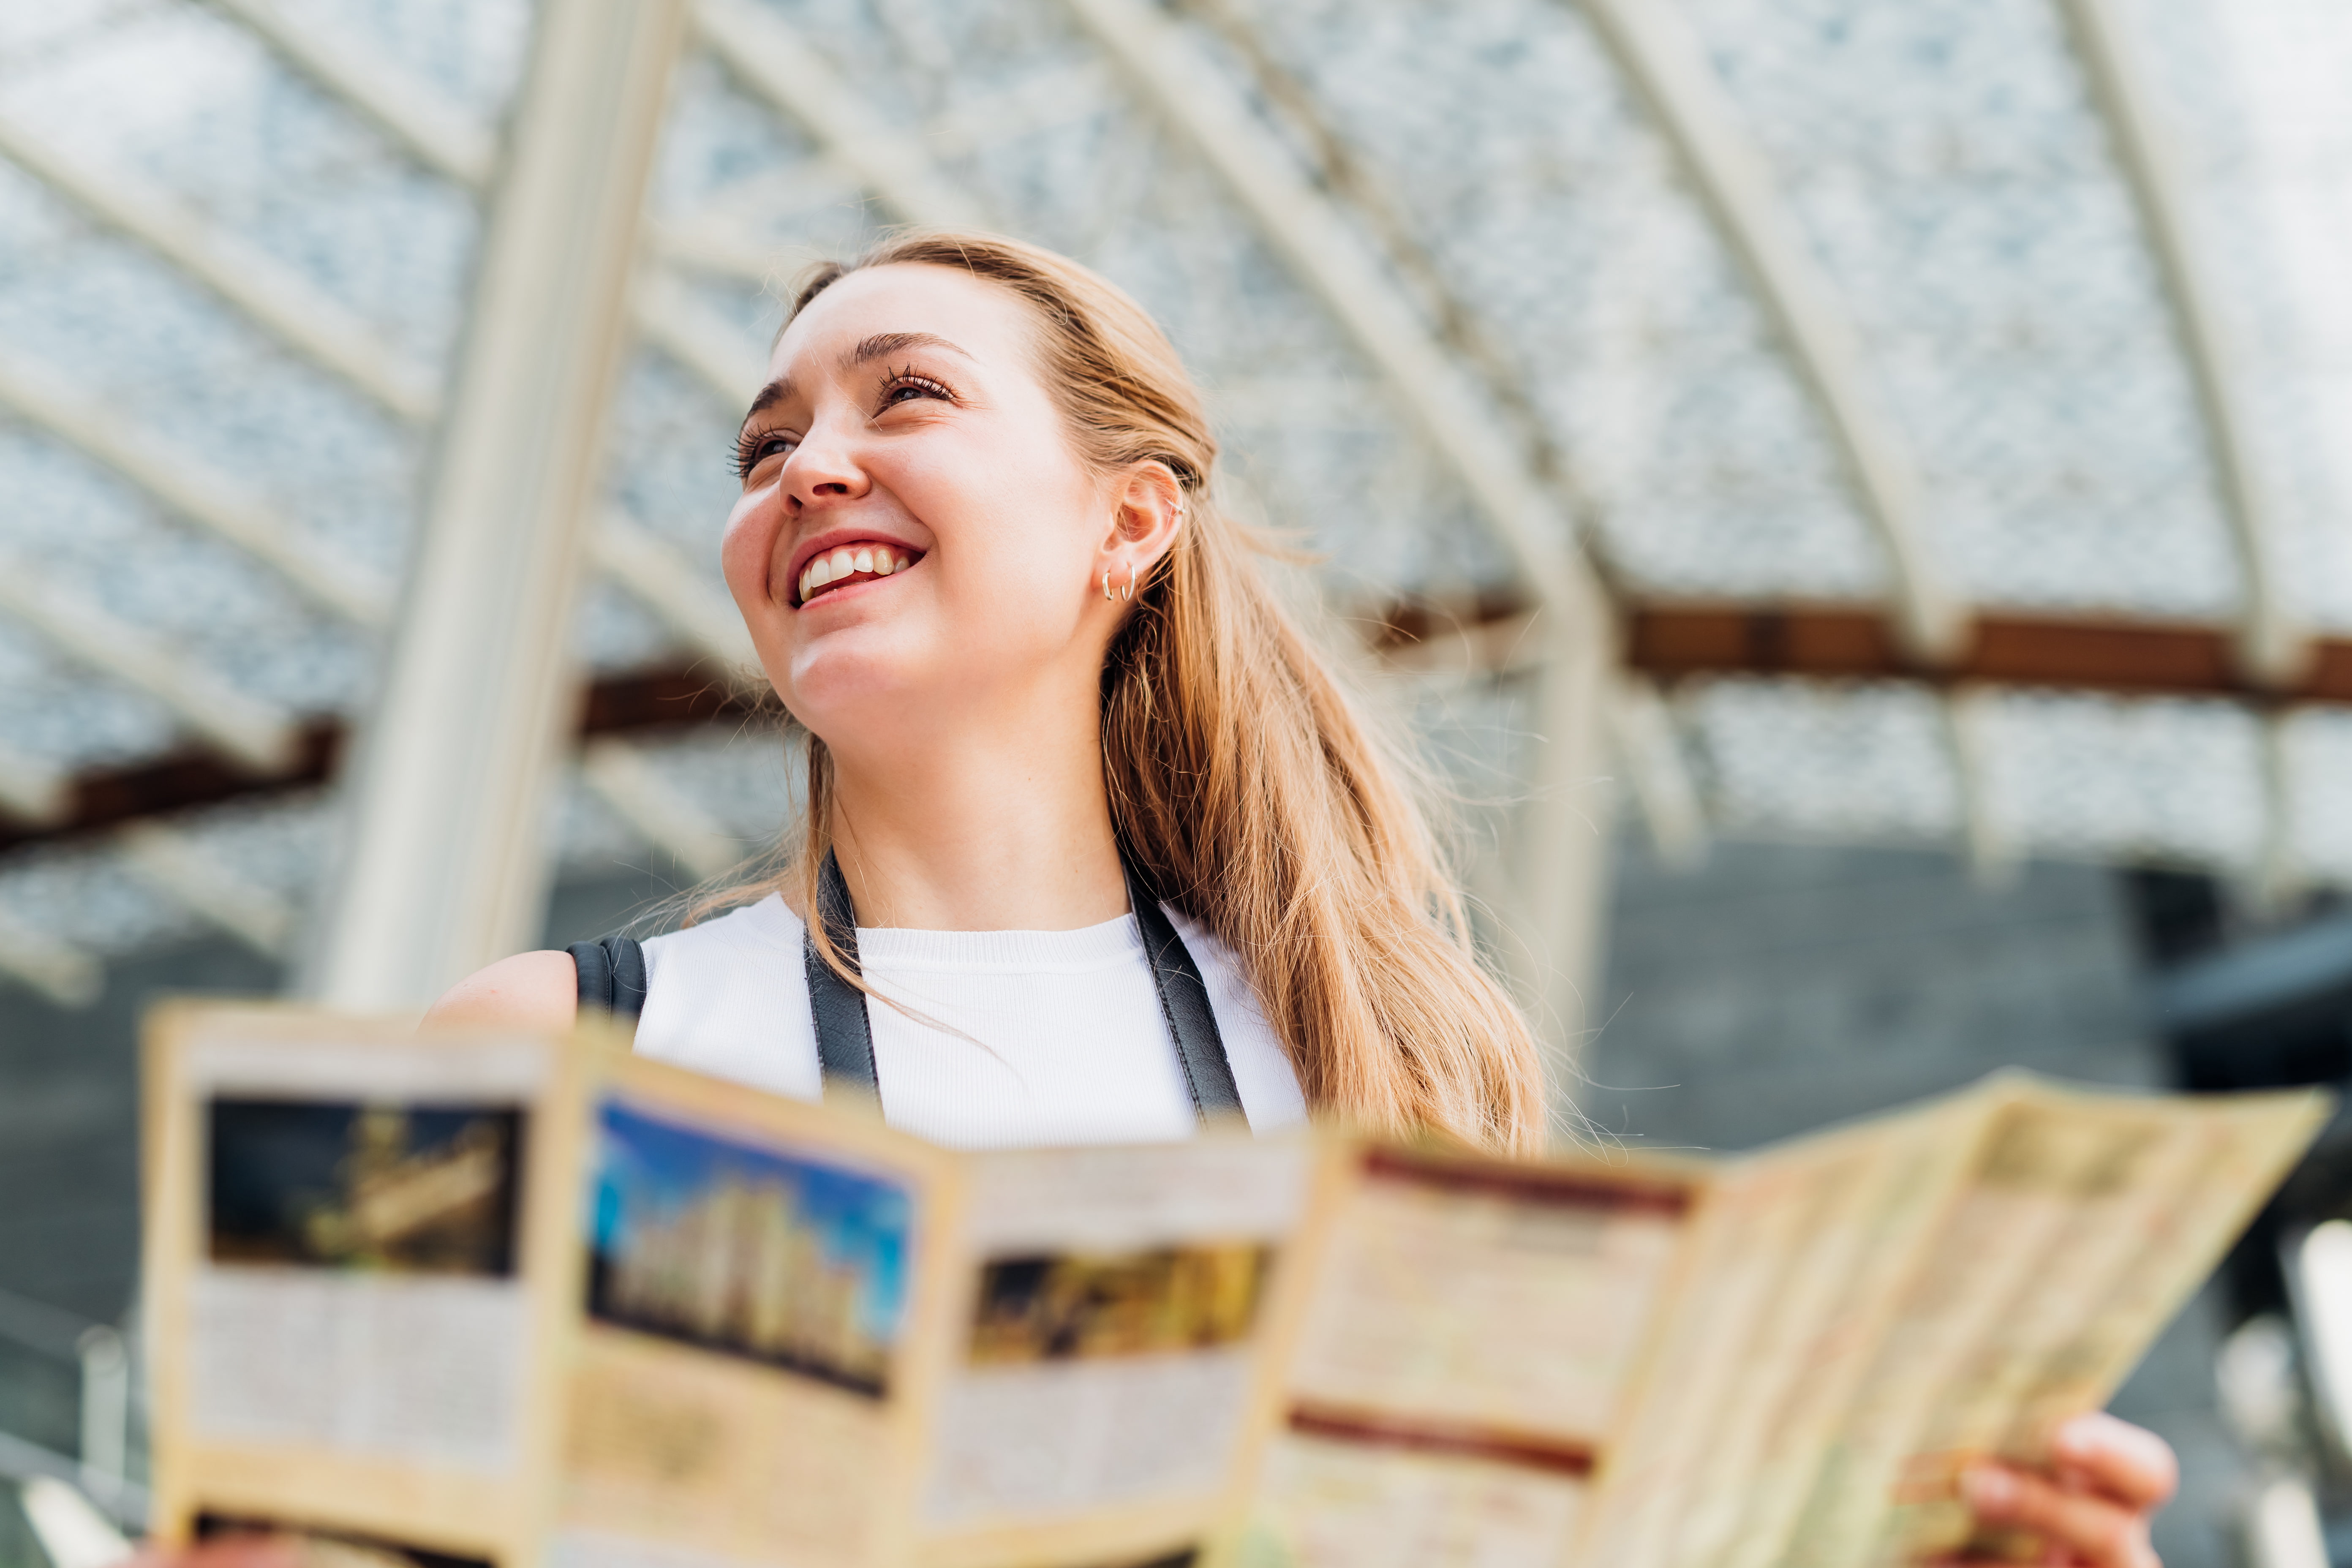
[643,890,803,963]
[420,949,580,1031]
[638,893,824,1099]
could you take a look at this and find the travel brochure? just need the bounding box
[141,1002,2329,1568]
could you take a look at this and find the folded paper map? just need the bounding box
[142,1003,2326,1568]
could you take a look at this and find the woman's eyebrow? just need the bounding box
[739,333,975,428]
[846,331,973,368]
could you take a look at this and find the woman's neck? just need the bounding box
[820,695,1129,932]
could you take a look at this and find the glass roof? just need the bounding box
[3,0,2349,992]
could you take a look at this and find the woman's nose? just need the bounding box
[781,422,868,510]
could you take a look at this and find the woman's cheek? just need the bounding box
[719,494,781,605]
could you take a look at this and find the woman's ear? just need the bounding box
[1098,463,1187,585]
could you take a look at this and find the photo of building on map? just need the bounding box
[586,1100,912,1398]
[206,1099,523,1277]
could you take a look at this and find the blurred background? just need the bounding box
[4,0,2352,1563]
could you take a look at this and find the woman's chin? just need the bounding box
[784,637,942,724]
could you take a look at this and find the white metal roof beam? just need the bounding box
[0,110,440,424]
[0,358,389,627]
[118,822,298,958]
[203,0,496,186]
[0,566,296,772]
[2054,0,2305,688]
[0,901,103,1008]
[589,510,757,668]
[580,739,744,881]
[1059,0,1630,1065]
[1579,0,1966,665]
[1056,0,1609,632]
[131,3,768,687]
[0,742,69,826]
[691,0,991,230]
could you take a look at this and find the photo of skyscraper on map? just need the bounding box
[586,1100,913,1397]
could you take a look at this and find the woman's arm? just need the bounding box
[1961,1411,2177,1568]
[419,950,580,1031]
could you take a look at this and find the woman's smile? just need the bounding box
[791,539,924,608]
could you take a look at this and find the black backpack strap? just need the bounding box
[804,849,882,1105]
[1122,854,1247,1127]
[569,936,648,1021]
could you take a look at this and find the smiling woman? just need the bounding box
[416,230,2183,1565]
[427,228,1547,1153]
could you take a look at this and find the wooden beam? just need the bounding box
[22,603,2352,857]
[1620,606,2269,698]
[0,668,762,852]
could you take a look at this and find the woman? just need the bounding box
[428,231,2177,1563]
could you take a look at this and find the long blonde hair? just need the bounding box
[714,230,1549,1153]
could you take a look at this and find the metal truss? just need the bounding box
[2055,0,2305,689]
[0,565,296,773]
[0,901,102,1008]
[1059,0,1628,1066]
[588,510,758,669]
[0,109,439,424]
[0,742,68,827]
[691,0,991,230]
[201,0,496,185]
[580,738,744,882]
[0,357,389,628]
[1579,0,1965,666]
[117,821,297,958]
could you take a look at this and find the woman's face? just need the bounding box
[722,263,1125,750]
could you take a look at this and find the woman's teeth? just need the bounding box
[799,543,909,605]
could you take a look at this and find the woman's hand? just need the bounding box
[1960,1411,2179,1567]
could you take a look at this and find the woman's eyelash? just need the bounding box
[732,429,789,480]
[879,366,954,406]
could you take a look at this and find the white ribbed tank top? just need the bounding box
[633,894,1309,1150]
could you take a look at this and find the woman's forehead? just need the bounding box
[770,262,1033,378]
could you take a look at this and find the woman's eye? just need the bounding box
[734,432,795,479]
[879,374,952,410]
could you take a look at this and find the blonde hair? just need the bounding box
[709,230,1549,1154]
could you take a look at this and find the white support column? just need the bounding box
[1607,674,1707,870]
[1944,685,2018,884]
[307,0,690,1011]
[1518,631,1620,1092]
[1580,0,1965,665]
[2054,0,2305,687]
